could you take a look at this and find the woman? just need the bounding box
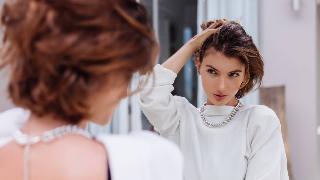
[0,0,183,180]
[140,19,289,180]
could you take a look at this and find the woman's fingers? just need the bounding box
[207,19,227,30]
[202,28,218,38]
[189,28,217,48]
[188,20,227,50]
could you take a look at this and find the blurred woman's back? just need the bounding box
[0,0,182,180]
[1,130,107,180]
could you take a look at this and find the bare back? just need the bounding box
[0,135,107,180]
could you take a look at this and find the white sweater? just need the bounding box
[0,108,183,180]
[139,64,289,180]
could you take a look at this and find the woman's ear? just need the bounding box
[194,58,201,74]
[240,68,250,89]
[240,81,246,89]
[240,78,249,89]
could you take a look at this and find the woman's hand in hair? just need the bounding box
[188,19,226,51]
[161,19,227,74]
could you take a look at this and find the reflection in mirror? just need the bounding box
[139,15,290,180]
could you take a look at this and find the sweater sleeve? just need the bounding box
[139,64,185,135]
[245,106,289,180]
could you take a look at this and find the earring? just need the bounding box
[240,80,248,88]
[240,82,245,88]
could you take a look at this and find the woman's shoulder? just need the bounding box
[245,104,277,116]
[97,131,183,163]
[241,104,277,119]
[0,108,29,147]
[243,104,280,129]
[96,131,183,180]
[0,107,29,118]
[0,108,29,135]
[97,131,182,150]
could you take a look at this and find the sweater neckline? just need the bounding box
[201,104,248,116]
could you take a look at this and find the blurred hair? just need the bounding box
[0,0,157,124]
[195,19,264,99]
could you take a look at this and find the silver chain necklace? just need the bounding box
[198,101,243,128]
[12,125,93,180]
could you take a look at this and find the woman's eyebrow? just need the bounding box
[205,65,219,72]
[205,65,242,73]
[229,70,242,73]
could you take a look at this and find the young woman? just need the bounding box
[140,19,289,180]
[0,0,183,180]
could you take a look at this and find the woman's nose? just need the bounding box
[217,77,226,91]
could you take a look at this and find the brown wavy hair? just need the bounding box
[195,19,264,99]
[0,0,156,124]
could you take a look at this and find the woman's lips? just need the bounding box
[213,94,227,101]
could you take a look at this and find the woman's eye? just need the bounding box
[229,73,240,77]
[207,69,216,75]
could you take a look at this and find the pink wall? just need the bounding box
[260,0,319,179]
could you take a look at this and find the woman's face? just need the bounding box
[196,47,246,106]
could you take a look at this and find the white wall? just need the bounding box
[0,0,12,112]
[317,3,320,172]
[260,0,318,179]
[0,66,13,111]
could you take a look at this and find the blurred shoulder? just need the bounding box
[98,130,182,160]
[0,108,29,136]
[0,107,29,120]
[97,131,183,180]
